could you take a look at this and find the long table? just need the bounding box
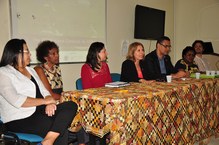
[62,78,219,145]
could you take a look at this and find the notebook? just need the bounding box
[105,81,130,88]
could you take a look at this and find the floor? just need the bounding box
[1,136,218,145]
[194,135,219,145]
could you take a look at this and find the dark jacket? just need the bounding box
[143,50,177,80]
[120,59,146,82]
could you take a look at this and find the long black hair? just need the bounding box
[0,39,26,67]
[85,42,104,71]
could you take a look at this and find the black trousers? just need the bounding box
[89,134,107,145]
[5,101,77,145]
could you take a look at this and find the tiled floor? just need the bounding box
[194,136,219,145]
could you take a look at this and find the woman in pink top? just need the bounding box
[81,42,112,89]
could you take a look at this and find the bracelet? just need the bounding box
[56,100,60,105]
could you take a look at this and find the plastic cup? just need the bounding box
[206,70,210,76]
[166,75,172,83]
[211,71,215,76]
[195,72,200,79]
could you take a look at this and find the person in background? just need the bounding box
[34,40,87,145]
[143,36,187,81]
[34,41,62,100]
[192,40,210,72]
[81,42,112,145]
[0,39,77,145]
[175,46,199,75]
[81,42,112,89]
[120,42,154,83]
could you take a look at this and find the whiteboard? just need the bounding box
[10,0,106,63]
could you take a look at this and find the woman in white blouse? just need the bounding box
[0,39,77,145]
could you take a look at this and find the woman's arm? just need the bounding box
[121,60,139,82]
[34,66,61,100]
[21,95,56,107]
[0,72,56,108]
[22,96,57,116]
[81,64,93,89]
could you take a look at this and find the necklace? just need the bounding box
[43,64,57,75]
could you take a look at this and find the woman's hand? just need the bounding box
[172,71,187,79]
[44,96,56,105]
[139,79,155,84]
[45,103,57,116]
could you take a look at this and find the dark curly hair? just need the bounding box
[182,46,196,58]
[36,40,59,63]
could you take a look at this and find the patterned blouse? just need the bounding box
[42,65,63,95]
[175,59,199,74]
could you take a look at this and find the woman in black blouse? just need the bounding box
[120,42,154,83]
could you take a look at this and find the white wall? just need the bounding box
[0,0,10,57]
[174,0,219,63]
[0,0,174,91]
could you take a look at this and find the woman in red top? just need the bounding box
[81,42,112,145]
[81,42,112,89]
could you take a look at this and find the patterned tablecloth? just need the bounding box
[62,78,219,145]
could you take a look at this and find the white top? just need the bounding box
[194,55,210,72]
[0,65,50,123]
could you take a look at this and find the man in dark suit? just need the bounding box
[143,36,186,81]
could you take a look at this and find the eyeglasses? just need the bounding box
[159,43,171,49]
[20,49,30,54]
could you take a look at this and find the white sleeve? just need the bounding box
[0,73,27,108]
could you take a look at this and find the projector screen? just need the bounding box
[10,0,106,64]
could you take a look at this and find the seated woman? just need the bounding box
[81,42,112,145]
[81,42,112,89]
[0,39,77,145]
[34,41,62,100]
[120,42,154,83]
[175,46,199,75]
[34,40,86,145]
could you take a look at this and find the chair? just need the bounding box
[110,73,121,82]
[75,73,121,90]
[0,118,43,145]
[76,78,83,90]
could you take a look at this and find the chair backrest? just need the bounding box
[0,117,5,135]
[76,78,83,90]
[75,73,121,90]
[111,73,121,82]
